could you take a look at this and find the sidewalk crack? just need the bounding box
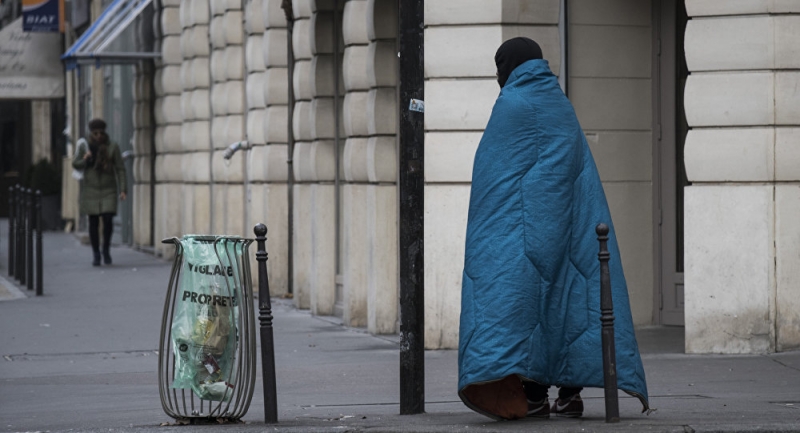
[768,356,800,373]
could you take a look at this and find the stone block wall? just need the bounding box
[179,0,213,240]
[132,10,155,247]
[153,0,184,257]
[683,1,800,353]
[246,0,289,296]
[210,0,247,237]
[309,0,341,318]
[290,0,314,309]
[340,0,398,333]
[135,0,253,252]
[128,0,680,350]
[289,0,343,315]
[269,0,399,331]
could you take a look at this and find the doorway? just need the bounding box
[653,0,689,326]
[0,101,32,218]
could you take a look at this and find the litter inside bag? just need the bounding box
[170,236,241,402]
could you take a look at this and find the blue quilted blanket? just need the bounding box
[458,59,649,418]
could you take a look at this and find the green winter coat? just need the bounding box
[72,140,127,215]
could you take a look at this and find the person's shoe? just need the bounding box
[103,252,112,265]
[551,394,583,418]
[526,398,550,418]
[92,252,101,267]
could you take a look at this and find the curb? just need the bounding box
[0,273,27,301]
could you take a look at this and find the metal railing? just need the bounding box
[7,185,43,296]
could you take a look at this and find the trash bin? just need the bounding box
[158,235,257,422]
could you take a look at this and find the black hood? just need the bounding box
[494,37,543,88]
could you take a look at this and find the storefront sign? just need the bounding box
[0,18,65,99]
[22,0,65,32]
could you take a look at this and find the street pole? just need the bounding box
[398,0,425,416]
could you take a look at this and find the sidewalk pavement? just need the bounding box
[1,220,799,433]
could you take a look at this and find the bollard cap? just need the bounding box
[254,223,268,237]
[596,223,609,236]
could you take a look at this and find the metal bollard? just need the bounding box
[596,223,620,423]
[21,188,27,286]
[8,186,15,278]
[26,189,34,291]
[35,190,43,296]
[15,185,24,281]
[254,224,278,424]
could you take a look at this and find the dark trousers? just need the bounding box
[88,213,114,255]
[522,381,582,402]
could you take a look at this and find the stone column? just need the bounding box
[131,10,155,247]
[306,0,343,317]
[338,0,398,331]
[131,66,153,247]
[154,0,184,256]
[179,0,213,236]
[290,0,314,309]
[340,0,370,329]
[245,0,289,296]
[683,1,800,353]
[288,0,343,315]
[31,101,52,163]
[210,0,246,236]
[364,0,398,334]
[423,0,561,349]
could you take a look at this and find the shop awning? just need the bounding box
[0,17,65,99]
[61,0,159,69]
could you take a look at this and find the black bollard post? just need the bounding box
[15,185,24,281]
[596,223,620,423]
[18,187,27,286]
[35,190,43,296]
[26,189,34,291]
[254,224,278,424]
[8,186,15,277]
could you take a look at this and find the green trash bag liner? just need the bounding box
[170,236,244,402]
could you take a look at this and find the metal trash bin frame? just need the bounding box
[158,235,257,422]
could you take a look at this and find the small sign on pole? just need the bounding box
[398,0,425,416]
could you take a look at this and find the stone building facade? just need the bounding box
[67,0,800,354]
[682,1,800,353]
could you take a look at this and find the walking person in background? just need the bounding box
[457,37,650,420]
[72,118,127,266]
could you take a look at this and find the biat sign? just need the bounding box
[22,0,64,32]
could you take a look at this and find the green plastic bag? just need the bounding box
[170,236,242,402]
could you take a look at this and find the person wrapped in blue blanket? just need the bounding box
[458,37,650,420]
